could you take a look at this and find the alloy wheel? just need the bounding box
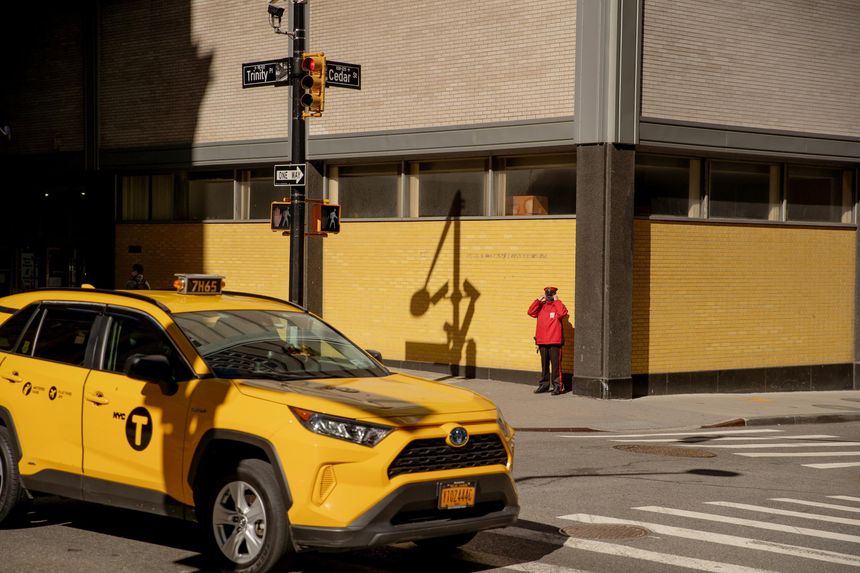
[211,480,267,564]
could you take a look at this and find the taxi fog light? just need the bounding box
[290,407,393,447]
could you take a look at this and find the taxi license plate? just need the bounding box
[438,481,476,510]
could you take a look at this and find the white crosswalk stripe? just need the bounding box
[559,513,860,567]
[580,427,860,470]
[550,494,860,572]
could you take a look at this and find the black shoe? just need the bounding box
[534,384,550,394]
[550,386,564,395]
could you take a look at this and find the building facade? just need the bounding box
[1,0,858,397]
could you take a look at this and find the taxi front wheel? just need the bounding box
[199,459,294,573]
[0,427,29,526]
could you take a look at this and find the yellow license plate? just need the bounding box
[438,482,476,510]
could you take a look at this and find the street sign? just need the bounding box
[274,164,306,186]
[326,61,361,90]
[242,58,291,88]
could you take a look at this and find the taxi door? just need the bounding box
[81,309,196,510]
[0,304,100,480]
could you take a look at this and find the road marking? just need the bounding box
[559,513,860,567]
[612,434,836,443]
[561,429,782,439]
[704,501,860,526]
[771,498,860,513]
[634,506,860,543]
[736,451,860,457]
[562,537,777,573]
[460,548,592,573]
[692,441,860,449]
[829,495,860,503]
[803,462,860,469]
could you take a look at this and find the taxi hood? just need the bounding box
[233,372,497,424]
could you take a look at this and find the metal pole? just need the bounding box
[289,0,306,305]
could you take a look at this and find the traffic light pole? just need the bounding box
[289,0,307,306]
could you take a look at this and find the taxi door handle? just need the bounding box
[3,371,22,384]
[86,392,110,406]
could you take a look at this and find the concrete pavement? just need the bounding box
[392,368,860,432]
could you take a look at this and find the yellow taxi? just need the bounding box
[0,275,518,573]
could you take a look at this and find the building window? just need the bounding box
[412,159,486,217]
[188,171,234,220]
[247,168,284,220]
[121,176,149,221]
[330,164,400,219]
[635,155,701,217]
[502,155,576,216]
[786,166,854,224]
[708,161,777,221]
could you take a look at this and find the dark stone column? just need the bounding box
[304,160,324,316]
[573,143,635,399]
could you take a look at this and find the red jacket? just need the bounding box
[528,298,568,344]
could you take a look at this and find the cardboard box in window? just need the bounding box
[511,195,548,215]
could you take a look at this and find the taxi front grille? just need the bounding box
[387,434,507,479]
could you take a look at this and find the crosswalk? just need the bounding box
[560,427,860,469]
[553,493,860,572]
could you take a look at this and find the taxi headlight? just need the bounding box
[290,407,393,447]
[497,408,514,440]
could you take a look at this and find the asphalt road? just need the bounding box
[1,422,858,572]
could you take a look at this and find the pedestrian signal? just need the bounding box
[320,204,340,233]
[271,201,291,231]
[300,53,326,117]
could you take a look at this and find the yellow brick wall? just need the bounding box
[323,219,576,374]
[632,221,856,374]
[115,223,291,298]
[642,0,860,137]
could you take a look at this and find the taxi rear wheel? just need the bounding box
[0,427,29,526]
[199,459,294,573]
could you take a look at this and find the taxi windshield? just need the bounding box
[174,310,387,380]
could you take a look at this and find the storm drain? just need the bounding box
[560,524,650,540]
[613,444,716,458]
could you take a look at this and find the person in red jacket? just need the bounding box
[527,286,569,395]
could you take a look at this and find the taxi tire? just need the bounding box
[199,458,294,573]
[413,531,478,551]
[0,427,28,526]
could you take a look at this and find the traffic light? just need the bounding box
[271,201,291,231]
[300,52,326,117]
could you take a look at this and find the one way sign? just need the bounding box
[274,164,306,186]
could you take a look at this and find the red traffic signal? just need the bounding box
[300,53,326,116]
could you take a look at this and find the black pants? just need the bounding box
[538,344,563,391]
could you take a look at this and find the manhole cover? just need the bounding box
[613,444,716,458]
[561,524,650,540]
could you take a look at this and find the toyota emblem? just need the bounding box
[447,426,469,448]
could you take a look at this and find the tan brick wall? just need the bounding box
[323,219,576,373]
[632,221,855,374]
[642,0,860,137]
[101,0,575,148]
[311,0,576,136]
[101,0,290,148]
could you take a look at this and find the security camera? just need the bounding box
[267,0,285,30]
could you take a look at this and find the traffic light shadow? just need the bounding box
[406,191,481,378]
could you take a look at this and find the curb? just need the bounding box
[514,427,603,433]
[703,412,860,428]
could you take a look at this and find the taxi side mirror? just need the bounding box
[366,349,383,363]
[126,354,178,396]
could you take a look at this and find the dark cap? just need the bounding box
[544,286,558,294]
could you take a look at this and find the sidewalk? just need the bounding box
[392,368,860,432]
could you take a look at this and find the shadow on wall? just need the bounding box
[406,191,481,378]
[112,0,213,289]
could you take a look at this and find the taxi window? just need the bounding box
[103,313,192,382]
[0,304,38,352]
[32,307,99,366]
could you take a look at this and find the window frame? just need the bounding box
[24,303,105,367]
